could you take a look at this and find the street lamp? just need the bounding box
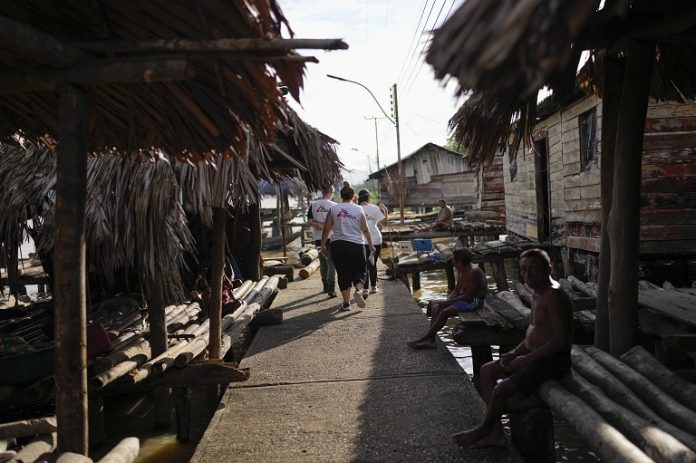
[327,74,404,222]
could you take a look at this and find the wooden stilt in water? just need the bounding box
[508,393,555,463]
[55,82,88,455]
[175,387,191,443]
[146,281,170,428]
[491,257,508,291]
[608,44,654,356]
[412,270,421,292]
[445,262,456,291]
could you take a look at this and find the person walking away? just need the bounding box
[452,248,573,448]
[321,182,375,311]
[407,248,487,349]
[358,189,387,299]
[308,185,337,297]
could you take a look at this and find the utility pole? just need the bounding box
[390,83,404,222]
[364,116,384,200]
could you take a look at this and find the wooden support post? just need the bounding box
[607,44,654,356]
[248,203,262,280]
[471,345,493,391]
[88,394,104,446]
[145,277,171,429]
[491,257,508,291]
[209,207,226,360]
[175,387,191,443]
[508,393,555,463]
[412,271,421,292]
[445,262,456,291]
[400,272,410,292]
[55,83,88,455]
[595,52,623,352]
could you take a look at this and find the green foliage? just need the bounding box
[443,137,468,155]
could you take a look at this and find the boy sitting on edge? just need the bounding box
[453,248,573,448]
[408,248,487,350]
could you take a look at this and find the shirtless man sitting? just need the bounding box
[453,248,573,448]
[408,248,487,350]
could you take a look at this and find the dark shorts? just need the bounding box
[452,298,484,312]
[507,350,571,396]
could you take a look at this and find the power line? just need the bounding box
[404,0,456,96]
[395,0,433,85]
[399,0,441,90]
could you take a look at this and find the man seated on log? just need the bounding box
[408,248,487,350]
[453,248,573,448]
[424,199,454,231]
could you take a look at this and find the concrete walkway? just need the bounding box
[192,273,520,462]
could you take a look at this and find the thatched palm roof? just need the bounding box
[427,0,696,166]
[0,1,345,158]
[0,107,342,300]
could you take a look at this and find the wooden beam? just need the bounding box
[78,38,349,54]
[152,361,249,387]
[607,43,654,356]
[248,204,262,280]
[0,58,192,93]
[0,15,89,67]
[55,83,88,455]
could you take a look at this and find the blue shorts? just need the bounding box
[452,298,484,312]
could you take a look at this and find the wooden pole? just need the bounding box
[248,203,262,280]
[146,283,170,429]
[78,37,349,54]
[595,52,624,351]
[607,43,654,356]
[0,58,192,93]
[209,207,227,360]
[55,83,88,455]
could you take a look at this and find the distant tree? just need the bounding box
[443,137,468,155]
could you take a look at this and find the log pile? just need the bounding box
[539,345,696,463]
[91,275,280,391]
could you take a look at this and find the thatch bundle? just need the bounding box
[427,0,696,166]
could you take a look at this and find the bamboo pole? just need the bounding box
[607,43,654,356]
[15,433,57,462]
[55,82,89,455]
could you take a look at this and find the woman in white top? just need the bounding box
[358,189,387,298]
[321,182,375,311]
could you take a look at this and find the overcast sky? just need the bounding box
[280,0,466,184]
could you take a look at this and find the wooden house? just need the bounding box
[503,94,696,278]
[368,142,503,211]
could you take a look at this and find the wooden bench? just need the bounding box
[537,345,696,463]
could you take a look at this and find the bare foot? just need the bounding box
[407,340,436,350]
[453,425,506,449]
[469,429,507,448]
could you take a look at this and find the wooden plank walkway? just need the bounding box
[192,272,521,462]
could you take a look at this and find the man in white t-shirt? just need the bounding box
[307,185,337,297]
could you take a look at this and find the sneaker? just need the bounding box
[362,289,369,300]
[370,286,378,294]
[339,302,351,312]
[354,290,366,308]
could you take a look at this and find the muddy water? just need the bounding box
[413,268,599,462]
